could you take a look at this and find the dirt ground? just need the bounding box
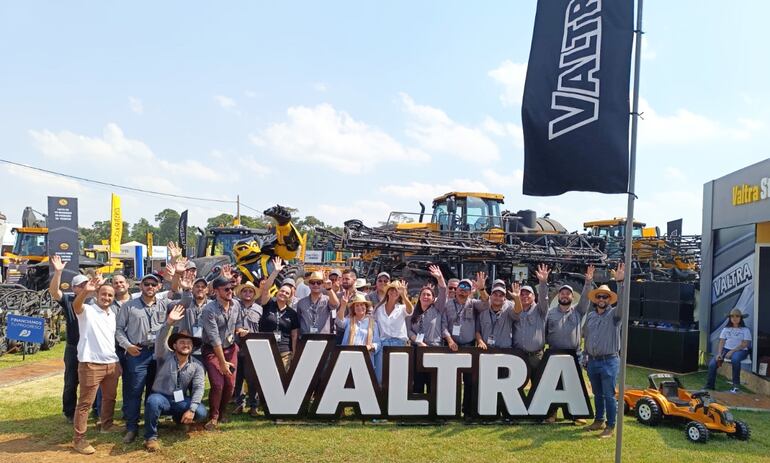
[0,358,64,387]
[0,433,158,463]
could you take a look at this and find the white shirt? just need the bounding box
[720,326,751,351]
[76,303,119,363]
[375,303,409,340]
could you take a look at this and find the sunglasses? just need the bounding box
[309,280,323,286]
[457,285,472,290]
[221,287,234,292]
[447,286,458,291]
[142,282,158,287]
[595,294,610,300]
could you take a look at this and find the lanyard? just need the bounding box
[489,309,501,334]
[141,299,156,330]
[452,300,465,324]
[418,312,425,334]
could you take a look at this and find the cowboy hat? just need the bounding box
[355,278,370,290]
[234,280,258,298]
[348,293,373,307]
[728,308,749,319]
[307,271,325,282]
[588,285,618,305]
[168,330,203,350]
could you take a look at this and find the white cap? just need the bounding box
[71,275,89,287]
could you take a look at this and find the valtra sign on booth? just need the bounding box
[240,334,593,420]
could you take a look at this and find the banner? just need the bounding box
[146,232,154,257]
[521,0,633,196]
[110,193,122,254]
[47,196,79,289]
[241,334,593,420]
[178,210,188,257]
[6,314,45,344]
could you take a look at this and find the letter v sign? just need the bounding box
[245,336,332,416]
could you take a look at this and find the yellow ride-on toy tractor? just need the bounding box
[624,373,750,443]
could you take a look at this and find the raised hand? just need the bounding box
[50,255,66,272]
[167,304,185,324]
[613,262,625,282]
[428,265,445,287]
[84,276,100,293]
[165,262,176,279]
[175,257,188,274]
[511,282,521,299]
[222,264,233,280]
[167,241,182,261]
[397,281,409,298]
[271,257,284,274]
[475,272,487,291]
[585,264,595,282]
[180,272,194,291]
[536,264,550,283]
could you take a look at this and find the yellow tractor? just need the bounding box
[583,218,700,281]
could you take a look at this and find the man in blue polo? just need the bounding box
[116,273,175,443]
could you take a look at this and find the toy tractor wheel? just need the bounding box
[685,421,709,443]
[623,401,631,416]
[635,397,662,426]
[728,420,751,440]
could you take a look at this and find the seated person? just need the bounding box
[143,305,208,452]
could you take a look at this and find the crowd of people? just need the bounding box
[48,243,628,455]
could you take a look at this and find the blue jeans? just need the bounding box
[706,348,749,388]
[587,356,619,427]
[143,393,208,440]
[375,338,406,384]
[123,348,157,432]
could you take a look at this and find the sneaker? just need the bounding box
[573,418,587,425]
[73,439,96,455]
[586,420,605,431]
[599,427,614,439]
[122,430,137,444]
[542,415,558,424]
[144,439,160,452]
[97,423,124,433]
[729,387,740,394]
[204,419,218,431]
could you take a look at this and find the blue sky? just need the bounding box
[1,1,769,236]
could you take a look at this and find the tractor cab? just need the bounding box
[431,192,504,232]
[583,218,653,239]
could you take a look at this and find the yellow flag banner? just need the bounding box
[146,232,153,257]
[110,193,122,254]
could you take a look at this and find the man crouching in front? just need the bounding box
[143,305,208,452]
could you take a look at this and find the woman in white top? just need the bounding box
[705,308,751,392]
[337,293,381,375]
[372,281,414,383]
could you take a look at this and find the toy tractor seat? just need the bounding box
[659,380,690,407]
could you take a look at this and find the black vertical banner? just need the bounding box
[178,210,188,257]
[47,197,79,289]
[522,0,633,196]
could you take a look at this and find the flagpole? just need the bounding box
[616,0,644,461]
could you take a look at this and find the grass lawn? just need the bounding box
[0,366,767,463]
[0,342,65,370]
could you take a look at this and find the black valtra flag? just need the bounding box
[522,0,633,196]
[178,210,188,257]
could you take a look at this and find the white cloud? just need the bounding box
[238,155,271,177]
[380,179,490,200]
[128,96,144,114]
[482,169,523,189]
[29,123,154,162]
[313,82,328,92]
[488,60,528,107]
[481,116,524,147]
[252,103,429,174]
[3,163,86,192]
[400,93,500,162]
[214,95,237,109]
[639,98,763,144]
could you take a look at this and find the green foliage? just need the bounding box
[78,220,129,247]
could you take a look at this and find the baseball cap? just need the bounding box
[193,277,208,286]
[330,269,342,277]
[71,275,89,287]
[558,284,574,294]
[376,271,391,280]
[492,279,506,289]
[185,261,197,270]
[142,273,161,284]
[458,279,473,289]
[282,278,296,288]
[520,285,534,294]
[491,286,506,295]
[212,276,231,289]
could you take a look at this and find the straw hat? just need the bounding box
[348,293,372,307]
[234,280,258,298]
[355,278,370,290]
[307,271,325,282]
[588,285,618,305]
[728,308,749,319]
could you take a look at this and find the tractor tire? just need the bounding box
[275,263,299,289]
[623,401,631,416]
[24,342,41,355]
[41,327,59,351]
[635,397,662,426]
[728,420,751,440]
[685,421,709,443]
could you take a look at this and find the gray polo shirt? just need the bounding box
[296,294,338,335]
[513,281,549,352]
[435,286,485,345]
[238,302,263,333]
[584,284,625,357]
[545,282,592,350]
[116,295,173,349]
[178,290,208,339]
[152,322,205,412]
[201,298,243,349]
[475,300,518,348]
[407,305,448,346]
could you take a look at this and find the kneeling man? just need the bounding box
[144,305,208,451]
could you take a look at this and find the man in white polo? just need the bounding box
[71,276,122,455]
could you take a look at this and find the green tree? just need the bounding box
[78,220,129,247]
[154,208,181,245]
[129,217,158,244]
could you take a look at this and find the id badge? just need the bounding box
[310,327,319,334]
[226,333,234,344]
[452,324,461,336]
[193,326,203,338]
[488,335,496,346]
[274,330,282,342]
[415,333,425,343]
[173,390,184,403]
[146,333,157,342]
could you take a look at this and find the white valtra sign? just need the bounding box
[242,334,593,420]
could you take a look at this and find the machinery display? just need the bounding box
[192,205,303,294]
[625,373,751,443]
[315,192,609,295]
